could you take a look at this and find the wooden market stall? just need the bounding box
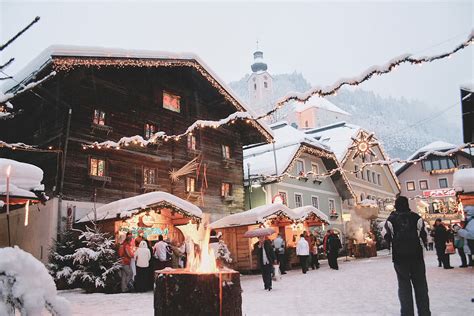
[209,204,295,271]
[453,168,474,219]
[76,191,203,244]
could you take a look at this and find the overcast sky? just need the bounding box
[1,1,472,110]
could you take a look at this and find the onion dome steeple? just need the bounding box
[251,50,268,73]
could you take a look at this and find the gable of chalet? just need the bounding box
[244,122,355,201]
[4,45,273,144]
[305,122,401,193]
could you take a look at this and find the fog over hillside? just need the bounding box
[229,73,462,159]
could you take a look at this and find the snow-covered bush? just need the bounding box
[69,225,121,293]
[0,246,70,315]
[48,229,82,290]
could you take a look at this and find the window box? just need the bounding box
[89,174,111,183]
[187,148,202,158]
[223,195,235,203]
[141,183,160,191]
[329,210,339,219]
[221,158,235,169]
[91,123,113,134]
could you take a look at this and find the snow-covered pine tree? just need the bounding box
[48,229,82,290]
[69,224,122,293]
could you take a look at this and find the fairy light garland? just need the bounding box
[256,31,474,120]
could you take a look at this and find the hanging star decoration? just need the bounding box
[169,156,200,182]
[349,132,378,160]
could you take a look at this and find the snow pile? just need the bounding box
[0,158,44,191]
[78,191,203,222]
[0,183,37,199]
[210,204,293,228]
[0,246,70,315]
[453,168,474,193]
[291,205,329,224]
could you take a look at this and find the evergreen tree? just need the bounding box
[370,219,385,250]
[48,229,82,290]
[69,224,122,293]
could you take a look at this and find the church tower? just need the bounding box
[247,49,274,115]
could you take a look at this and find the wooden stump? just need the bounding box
[154,269,242,316]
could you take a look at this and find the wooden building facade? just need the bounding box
[0,46,272,259]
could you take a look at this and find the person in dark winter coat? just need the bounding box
[432,219,453,269]
[255,236,276,291]
[326,230,342,270]
[383,196,431,316]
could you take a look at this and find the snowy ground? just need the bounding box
[60,251,472,315]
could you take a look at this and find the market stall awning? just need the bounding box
[291,206,329,224]
[210,204,293,229]
[77,191,203,223]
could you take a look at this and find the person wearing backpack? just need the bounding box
[383,196,431,316]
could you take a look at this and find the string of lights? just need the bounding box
[256,31,474,120]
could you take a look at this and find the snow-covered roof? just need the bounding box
[210,204,293,229]
[460,83,473,93]
[304,122,361,161]
[0,158,44,191]
[292,96,351,116]
[244,121,330,177]
[0,184,37,199]
[291,206,329,224]
[77,191,202,223]
[453,168,474,193]
[2,45,273,140]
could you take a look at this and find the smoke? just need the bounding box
[346,209,371,243]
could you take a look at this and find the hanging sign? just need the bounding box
[422,189,456,198]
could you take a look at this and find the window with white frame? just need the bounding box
[372,172,376,184]
[438,178,448,189]
[295,160,305,175]
[311,196,319,209]
[278,191,288,206]
[294,193,303,207]
[144,123,156,139]
[311,163,319,178]
[329,199,336,212]
[354,165,359,178]
[367,170,371,182]
[377,174,381,186]
[406,181,415,191]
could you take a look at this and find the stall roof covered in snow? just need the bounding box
[244,121,330,177]
[210,204,293,229]
[453,168,474,193]
[292,206,329,224]
[2,45,273,142]
[0,158,44,191]
[77,191,202,223]
[292,96,351,116]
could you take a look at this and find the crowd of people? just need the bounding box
[255,229,343,291]
[117,230,233,293]
[117,232,186,293]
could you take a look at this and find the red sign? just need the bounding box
[422,188,456,198]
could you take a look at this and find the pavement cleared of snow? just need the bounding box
[59,251,473,315]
